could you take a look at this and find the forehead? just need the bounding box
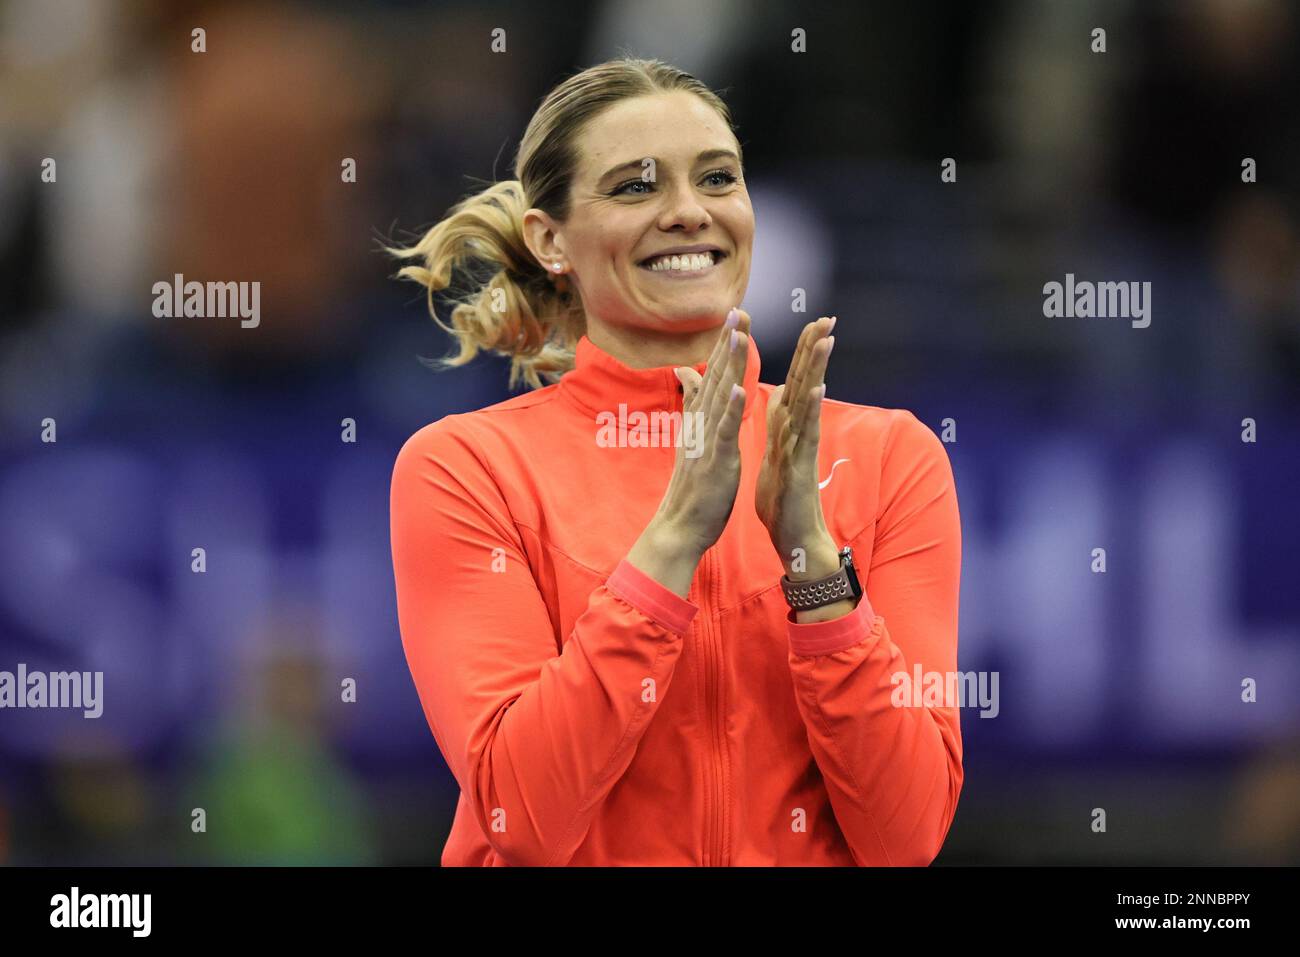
[575,91,734,179]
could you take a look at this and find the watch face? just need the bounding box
[842,551,862,596]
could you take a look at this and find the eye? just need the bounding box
[702,169,739,188]
[609,168,740,196]
[611,178,653,196]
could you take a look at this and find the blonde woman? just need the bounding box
[388,58,963,866]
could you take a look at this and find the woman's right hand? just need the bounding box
[651,307,751,558]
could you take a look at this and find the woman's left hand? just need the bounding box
[755,314,841,580]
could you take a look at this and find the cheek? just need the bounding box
[720,199,755,242]
[568,220,615,265]
[589,216,638,251]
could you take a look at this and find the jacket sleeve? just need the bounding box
[786,409,963,866]
[390,419,698,866]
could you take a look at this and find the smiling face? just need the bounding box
[528,90,754,338]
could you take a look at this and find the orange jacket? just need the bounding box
[390,332,963,865]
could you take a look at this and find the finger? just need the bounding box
[727,328,751,401]
[789,336,832,438]
[765,383,785,431]
[725,310,754,411]
[764,383,789,458]
[783,315,828,409]
[675,365,704,409]
[674,367,705,455]
[771,410,793,466]
[785,338,826,439]
[704,326,736,413]
[692,311,734,406]
[676,368,707,467]
[712,382,745,458]
[781,320,818,408]
[787,316,834,412]
[694,307,742,415]
[806,331,834,399]
[797,383,825,468]
[732,307,752,338]
[691,322,731,413]
[806,331,834,398]
[704,328,748,427]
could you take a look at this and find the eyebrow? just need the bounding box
[595,149,741,186]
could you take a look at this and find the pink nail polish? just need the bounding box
[729,329,738,352]
[731,383,744,402]
[827,316,837,333]
[725,307,740,330]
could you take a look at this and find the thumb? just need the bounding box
[675,366,704,405]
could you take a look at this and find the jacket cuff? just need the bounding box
[607,559,699,635]
[787,593,879,657]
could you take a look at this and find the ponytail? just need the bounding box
[384,180,585,390]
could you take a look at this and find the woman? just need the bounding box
[387,58,963,866]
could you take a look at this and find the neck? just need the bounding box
[585,317,720,370]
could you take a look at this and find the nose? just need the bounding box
[657,179,712,232]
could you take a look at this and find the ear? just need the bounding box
[521,207,564,269]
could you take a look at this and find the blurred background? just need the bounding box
[1,0,1298,865]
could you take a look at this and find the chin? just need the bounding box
[638,288,738,320]
[652,303,732,330]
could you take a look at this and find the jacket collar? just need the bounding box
[559,331,763,421]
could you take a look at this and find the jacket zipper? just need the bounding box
[677,384,728,866]
[698,547,727,866]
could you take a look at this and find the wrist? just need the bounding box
[644,516,708,565]
[781,531,840,581]
[783,538,863,623]
[793,596,858,624]
[626,519,705,600]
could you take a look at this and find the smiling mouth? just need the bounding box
[638,250,727,274]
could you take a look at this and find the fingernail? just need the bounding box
[827,316,837,333]
[729,329,738,352]
[730,383,744,402]
[814,384,826,401]
[725,307,740,330]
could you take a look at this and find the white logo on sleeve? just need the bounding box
[818,458,851,490]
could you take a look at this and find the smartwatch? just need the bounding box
[780,545,863,611]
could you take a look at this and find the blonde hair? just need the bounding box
[383,57,741,390]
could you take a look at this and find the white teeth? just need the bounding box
[646,251,716,272]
